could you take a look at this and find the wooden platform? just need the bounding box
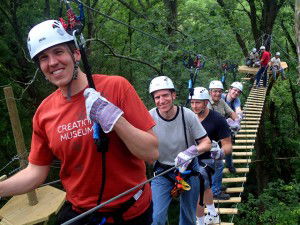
[238,61,288,74]
[0,185,65,225]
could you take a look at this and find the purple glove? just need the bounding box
[227,118,241,132]
[210,141,225,160]
[84,88,123,133]
[174,145,199,173]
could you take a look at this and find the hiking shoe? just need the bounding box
[228,166,236,174]
[213,192,230,200]
[204,212,220,224]
[221,186,227,192]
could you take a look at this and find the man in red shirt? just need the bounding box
[0,20,158,225]
[254,46,271,88]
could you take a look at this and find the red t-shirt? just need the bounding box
[260,51,271,66]
[29,75,155,220]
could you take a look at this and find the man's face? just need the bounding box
[153,89,175,113]
[228,88,241,99]
[38,43,80,88]
[190,99,207,114]
[210,88,223,102]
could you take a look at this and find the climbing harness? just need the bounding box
[170,171,191,199]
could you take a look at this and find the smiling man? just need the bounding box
[0,20,159,225]
[148,76,211,225]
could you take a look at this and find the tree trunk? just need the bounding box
[295,0,300,85]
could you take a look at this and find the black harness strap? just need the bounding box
[181,106,206,206]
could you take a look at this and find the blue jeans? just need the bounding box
[201,159,223,196]
[225,154,234,168]
[255,66,268,87]
[151,160,200,225]
[272,67,285,80]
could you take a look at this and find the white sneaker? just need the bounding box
[204,212,220,224]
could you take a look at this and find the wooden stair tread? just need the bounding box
[241,121,259,124]
[213,197,241,203]
[222,177,247,183]
[232,152,252,156]
[223,168,249,173]
[233,145,254,149]
[235,134,256,138]
[205,208,238,214]
[238,129,257,133]
[235,139,256,143]
[225,187,244,193]
[230,159,251,163]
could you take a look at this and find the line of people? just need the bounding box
[0,19,245,225]
[248,46,286,88]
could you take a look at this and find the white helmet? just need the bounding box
[260,46,266,50]
[209,80,224,90]
[275,52,280,56]
[231,81,243,92]
[190,87,209,100]
[149,76,175,94]
[252,48,257,53]
[27,20,74,59]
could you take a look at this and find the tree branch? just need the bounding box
[115,0,148,19]
[87,38,161,74]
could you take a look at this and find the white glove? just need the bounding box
[210,141,225,160]
[174,145,199,173]
[237,112,244,121]
[84,88,123,133]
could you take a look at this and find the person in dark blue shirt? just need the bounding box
[190,87,232,225]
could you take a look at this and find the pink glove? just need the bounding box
[174,145,199,173]
[210,141,225,160]
[84,88,123,133]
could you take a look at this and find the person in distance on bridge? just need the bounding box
[148,76,211,225]
[0,19,159,225]
[254,46,271,88]
[246,48,260,67]
[190,87,232,225]
[270,52,286,80]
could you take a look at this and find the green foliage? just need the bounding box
[237,180,300,225]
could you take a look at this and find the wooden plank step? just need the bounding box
[244,105,263,111]
[226,187,244,193]
[243,110,262,114]
[235,134,256,138]
[244,104,264,107]
[233,145,254,150]
[243,110,262,115]
[230,159,251,163]
[223,168,249,173]
[246,98,265,102]
[213,197,241,203]
[235,139,255,143]
[243,117,261,120]
[219,223,234,225]
[232,152,252,156]
[241,121,259,124]
[223,177,247,183]
[249,92,266,96]
[205,208,238,215]
[240,125,259,128]
[238,129,257,133]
